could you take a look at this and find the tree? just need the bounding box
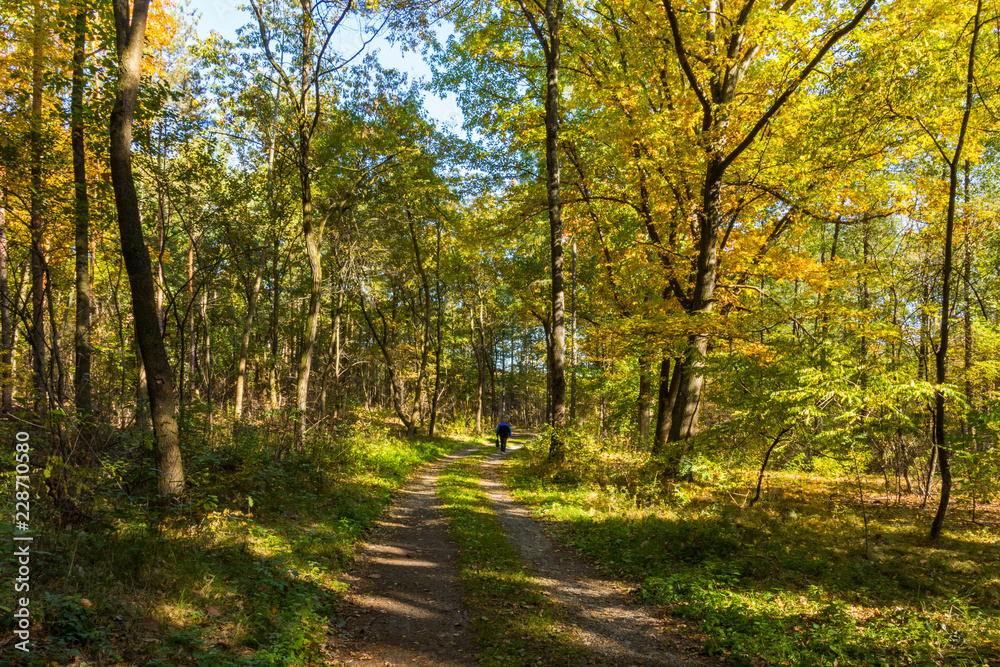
[248,0,374,446]
[928,0,983,540]
[71,0,93,431]
[515,0,567,459]
[109,0,184,495]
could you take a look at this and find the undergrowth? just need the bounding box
[0,414,469,665]
[505,436,1000,667]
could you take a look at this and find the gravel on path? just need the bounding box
[333,447,478,667]
[481,442,721,666]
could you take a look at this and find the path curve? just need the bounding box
[333,446,478,666]
[481,441,720,666]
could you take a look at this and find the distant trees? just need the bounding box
[0,0,997,538]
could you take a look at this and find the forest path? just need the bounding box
[334,445,479,666]
[480,443,717,666]
[333,436,716,666]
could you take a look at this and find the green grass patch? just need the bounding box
[0,416,470,665]
[439,448,591,666]
[504,440,1000,667]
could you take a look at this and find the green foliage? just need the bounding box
[2,419,470,664]
[505,445,1000,666]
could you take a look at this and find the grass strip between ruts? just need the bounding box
[438,448,592,666]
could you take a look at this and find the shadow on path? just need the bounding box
[481,442,720,666]
[335,447,478,667]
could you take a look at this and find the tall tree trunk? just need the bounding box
[571,236,577,422]
[110,0,184,495]
[0,193,11,412]
[187,232,197,401]
[72,2,93,427]
[234,266,263,420]
[931,0,981,540]
[651,357,682,454]
[332,287,344,419]
[638,355,652,446]
[429,219,444,437]
[296,161,322,446]
[667,173,720,447]
[30,0,47,420]
[269,235,281,410]
[407,213,433,437]
[962,160,974,436]
[472,308,484,433]
[518,0,566,459]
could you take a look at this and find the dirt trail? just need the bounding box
[334,447,477,666]
[334,438,716,666]
[481,442,717,666]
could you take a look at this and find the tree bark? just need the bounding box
[407,212,433,437]
[72,1,94,428]
[429,219,444,437]
[962,160,974,436]
[931,0,981,540]
[234,265,263,420]
[651,357,682,454]
[638,355,652,446]
[110,0,184,495]
[0,193,11,412]
[517,0,566,460]
[30,0,47,420]
[571,237,577,422]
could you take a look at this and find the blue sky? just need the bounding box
[184,0,464,130]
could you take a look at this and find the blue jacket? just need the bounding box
[496,423,512,438]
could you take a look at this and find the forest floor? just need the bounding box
[334,435,714,666]
[4,423,996,666]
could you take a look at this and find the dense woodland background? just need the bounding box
[1,0,1000,663]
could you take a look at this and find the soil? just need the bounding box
[334,437,720,666]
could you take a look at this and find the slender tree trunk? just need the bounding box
[45,271,65,407]
[30,0,47,419]
[203,289,214,434]
[638,355,652,446]
[187,233,197,401]
[71,4,94,430]
[962,160,974,436]
[931,0,981,540]
[472,308,484,433]
[407,213,433,437]
[0,193,11,412]
[296,161,322,446]
[651,357,682,454]
[429,220,444,436]
[155,185,166,331]
[110,0,184,495]
[234,266,263,420]
[332,287,344,419]
[570,237,577,422]
[269,236,281,410]
[518,0,565,458]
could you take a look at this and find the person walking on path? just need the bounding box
[495,421,512,453]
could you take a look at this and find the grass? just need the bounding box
[438,446,592,666]
[0,415,470,665]
[503,438,1000,667]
